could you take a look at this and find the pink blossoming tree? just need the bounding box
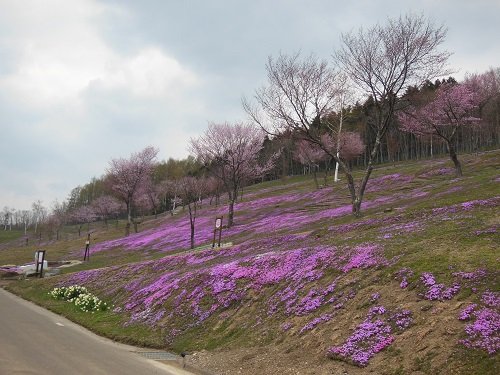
[106,146,159,235]
[190,122,274,227]
[398,83,480,176]
[293,140,327,189]
[70,205,96,236]
[91,195,123,228]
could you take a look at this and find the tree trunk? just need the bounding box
[312,168,319,189]
[190,221,195,249]
[343,169,362,218]
[187,204,196,249]
[334,160,340,182]
[126,201,131,236]
[227,189,236,227]
[323,160,329,186]
[352,197,362,217]
[448,142,463,177]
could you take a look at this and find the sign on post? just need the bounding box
[34,250,46,278]
[212,216,223,248]
[83,234,91,261]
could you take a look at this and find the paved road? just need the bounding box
[0,288,192,375]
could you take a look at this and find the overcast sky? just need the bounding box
[1,0,499,211]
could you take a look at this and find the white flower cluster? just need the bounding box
[74,293,108,313]
[49,285,108,313]
[49,286,68,300]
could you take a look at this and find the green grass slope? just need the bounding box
[2,151,499,375]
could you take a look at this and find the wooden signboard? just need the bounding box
[34,250,46,278]
[212,216,223,248]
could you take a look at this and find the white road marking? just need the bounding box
[55,322,64,326]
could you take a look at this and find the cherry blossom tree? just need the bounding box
[465,69,500,110]
[139,176,162,219]
[398,83,480,176]
[206,176,224,206]
[465,69,500,145]
[92,195,123,228]
[190,122,273,227]
[70,205,96,236]
[106,146,159,235]
[321,132,365,162]
[293,140,327,189]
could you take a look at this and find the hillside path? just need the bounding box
[0,288,193,375]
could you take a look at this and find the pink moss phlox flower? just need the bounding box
[453,269,487,282]
[432,196,500,215]
[458,291,499,354]
[341,244,384,273]
[327,317,393,367]
[482,291,500,308]
[365,173,413,193]
[419,272,460,301]
[327,305,412,367]
[395,268,413,289]
[461,307,500,354]
[459,304,478,321]
[419,272,461,301]
[368,306,386,316]
[300,313,333,333]
[388,309,413,330]
[420,272,436,287]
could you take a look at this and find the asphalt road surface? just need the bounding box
[0,288,192,375]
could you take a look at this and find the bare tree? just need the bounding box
[32,200,47,237]
[243,53,364,213]
[245,13,450,216]
[335,13,450,214]
[51,200,68,240]
[178,176,208,249]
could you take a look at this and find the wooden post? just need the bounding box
[212,216,223,248]
[84,234,90,261]
[35,250,46,278]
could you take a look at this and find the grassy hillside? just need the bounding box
[3,151,499,374]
